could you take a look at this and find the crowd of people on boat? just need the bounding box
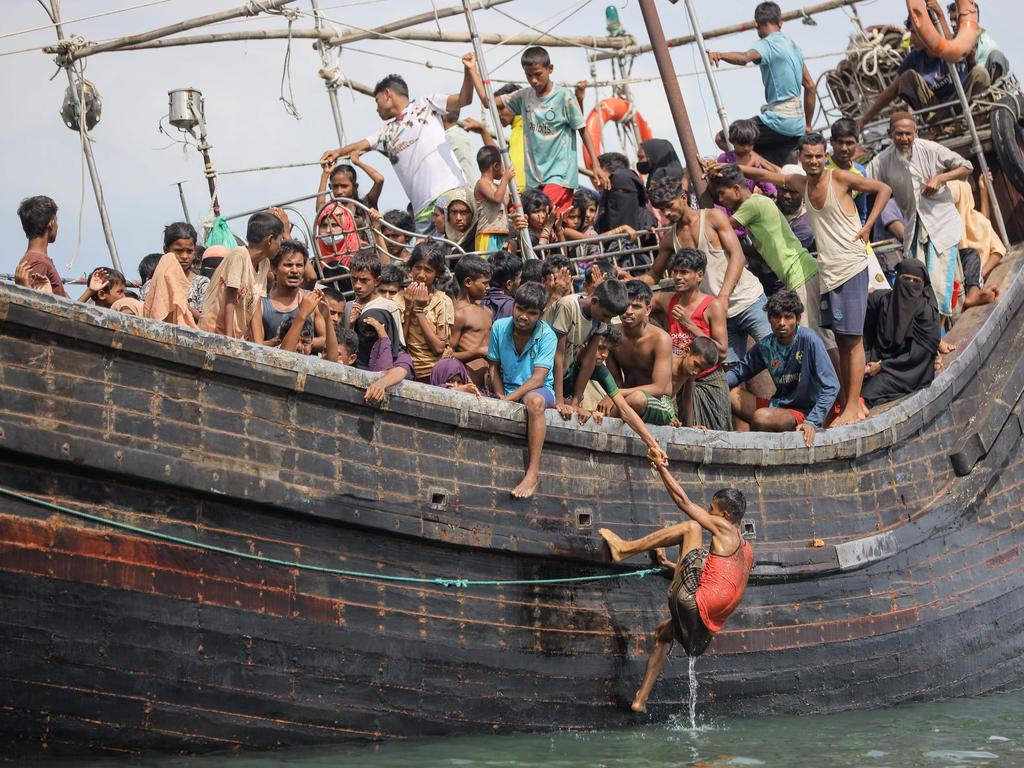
[12,1,1010,499]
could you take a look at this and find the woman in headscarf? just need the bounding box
[862,259,942,407]
[354,307,416,405]
[637,139,683,184]
[434,188,477,251]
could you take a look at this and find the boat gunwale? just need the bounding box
[1,253,1021,468]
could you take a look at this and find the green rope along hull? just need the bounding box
[0,486,660,589]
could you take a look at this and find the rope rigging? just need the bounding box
[0,486,661,591]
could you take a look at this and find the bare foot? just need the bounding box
[598,528,627,562]
[830,408,863,428]
[963,286,999,308]
[935,355,945,373]
[511,473,538,499]
[939,340,957,355]
[630,693,647,713]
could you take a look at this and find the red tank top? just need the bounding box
[695,539,754,633]
[667,293,717,378]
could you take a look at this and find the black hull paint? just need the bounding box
[0,248,1022,752]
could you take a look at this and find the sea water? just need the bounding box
[16,688,1024,768]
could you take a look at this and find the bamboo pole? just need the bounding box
[88,27,634,55]
[594,0,869,61]
[48,0,516,59]
[50,0,297,62]
[49,0,122,273]
[459,0,534,259]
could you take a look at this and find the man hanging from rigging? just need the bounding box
[599,455,753,714]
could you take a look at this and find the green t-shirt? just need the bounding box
[591,364,619,398]
[732,194,818,291]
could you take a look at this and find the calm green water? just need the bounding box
[21,689,1024,768]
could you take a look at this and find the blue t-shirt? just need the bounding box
[505,85,586,190]
[726,326,839,428]
[752,32,806,137]
[897,50,969,103]
[487,317,557,396]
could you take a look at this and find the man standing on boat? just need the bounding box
[319,54,481,235]
[707,1,815,165]
[865,113,980,317]
[599,459,752,714]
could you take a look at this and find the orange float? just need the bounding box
[582,97,653,170]
[906,0,978,63]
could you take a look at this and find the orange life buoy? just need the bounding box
[906,0,978,63]
[582,97,653,170]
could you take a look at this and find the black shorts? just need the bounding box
[667,548,714,657]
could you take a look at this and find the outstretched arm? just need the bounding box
[319,138,372,171]
[652,459,722,534]
[447,52,479,113]
[708,49,761,67]
[858,78,899,130]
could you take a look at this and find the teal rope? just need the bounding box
[0,486,659,589]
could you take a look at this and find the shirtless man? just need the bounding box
[653,249,732,431]
[447,255,494,390]
[733,132,892,426]
[601,280,675,426]
[644,175,770,363]
[600,449,753,713]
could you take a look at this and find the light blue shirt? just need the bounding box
[753,32,805,137]
[487,317,556,396]
[506,85,586,190]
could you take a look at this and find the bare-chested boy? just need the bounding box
[601,280,675,426]
[436,255,493,390]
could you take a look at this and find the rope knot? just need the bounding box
[436,578,469,589]
[244,0,271,15]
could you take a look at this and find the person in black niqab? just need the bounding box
[862,259,941,407]
[638,139,684,184]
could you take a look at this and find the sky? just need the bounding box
[1,0,1019,281]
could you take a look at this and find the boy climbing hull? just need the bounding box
[1,252,1024,752]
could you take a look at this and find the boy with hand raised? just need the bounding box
[436,255,494,391]
[394,242,454,382]
[493,46,609,212]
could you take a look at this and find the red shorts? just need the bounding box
[755,397,806,425]
[541,184,575,215]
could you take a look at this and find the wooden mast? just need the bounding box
[637,0,709,205]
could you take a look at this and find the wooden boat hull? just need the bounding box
[1,252,1023,752]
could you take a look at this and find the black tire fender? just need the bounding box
[991,92,1024,197]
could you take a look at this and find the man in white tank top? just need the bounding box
[644,175,771,363]
[738,133,893,426]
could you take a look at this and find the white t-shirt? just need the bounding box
[365,94,466,216]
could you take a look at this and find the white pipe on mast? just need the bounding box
[459,0,535,259]
[310,0,346,147]
[682,0,733,152]
[49,0,121,273]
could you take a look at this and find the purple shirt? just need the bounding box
[718,152,778,198]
